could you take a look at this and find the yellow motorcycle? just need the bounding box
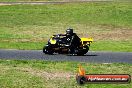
[43,34,93,55]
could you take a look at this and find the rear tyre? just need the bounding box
[77,46,89,56]
[83,45,89,54]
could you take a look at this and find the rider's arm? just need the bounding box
[58,34,66,36]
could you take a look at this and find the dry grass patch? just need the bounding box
[71,24,132,41]
[91,29,132,41]
[0,4,11,6]
[16,67,75,80]
[2,24,132,42]
[0,65,11,73]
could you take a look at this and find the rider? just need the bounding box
[65,28,81,54]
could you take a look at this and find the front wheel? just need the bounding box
[43,45,53,55]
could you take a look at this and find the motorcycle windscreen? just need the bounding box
[49,38,57,44]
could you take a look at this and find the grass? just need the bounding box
[0,59,132,88]
[0,0,62,2]
[0,0,131,2]
[0,2,132,51]
[0,41,132,52]
[0,42,44,50]
[91,41,132,52]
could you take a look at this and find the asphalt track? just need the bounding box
[0,49,132,63]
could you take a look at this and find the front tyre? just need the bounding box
[43,45,53,55]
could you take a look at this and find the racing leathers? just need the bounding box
[66,33,81,54]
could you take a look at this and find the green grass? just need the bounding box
[0,59,132,88]
[0,0,59,2]
[0,41,132,52]
[91,41,132,52]
[0,0,131,2]
[0,3,132,27]
[0,0,61,2]
[0,42,44,50]
[0,2,132,51]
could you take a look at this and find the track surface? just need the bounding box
[0,49,132,63]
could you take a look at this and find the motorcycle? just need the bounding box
[43,34,93,55]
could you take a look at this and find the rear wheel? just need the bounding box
[43,45,53,55]
[83,45,89,54]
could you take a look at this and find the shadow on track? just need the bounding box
[43,53,98,56]
[67,54,98,56]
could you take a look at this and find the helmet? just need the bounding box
[66,28,73,36]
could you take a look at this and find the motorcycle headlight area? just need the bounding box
[49,39,57,44]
